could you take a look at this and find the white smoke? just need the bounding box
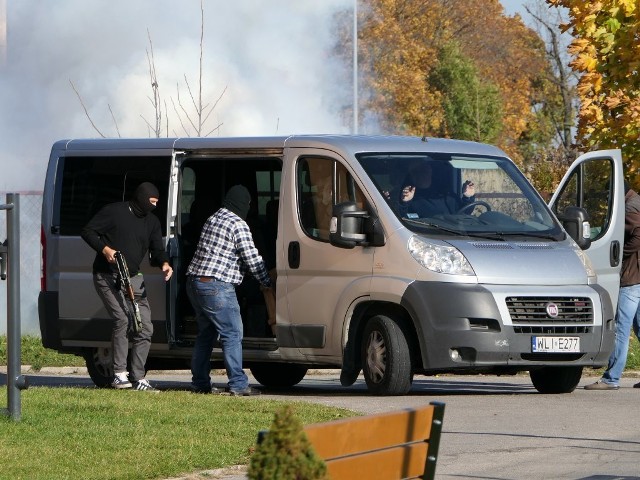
[0,0,354,192]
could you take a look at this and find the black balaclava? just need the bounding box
[130,182,159,217]
[222,185,251,220]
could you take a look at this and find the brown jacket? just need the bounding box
[620,189,640,287]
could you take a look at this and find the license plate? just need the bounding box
[531,336,580,353]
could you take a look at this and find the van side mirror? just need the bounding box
[330,202,385,249]
[559,206,591,250]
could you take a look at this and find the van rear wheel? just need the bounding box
[361,315,412,396]
[529,366,583,394]
[250,363,308,388]
[84,347,114,388]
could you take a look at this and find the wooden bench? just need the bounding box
[258,401,445,480]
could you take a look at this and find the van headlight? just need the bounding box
[575,248,596,280]
[408,235,475,275]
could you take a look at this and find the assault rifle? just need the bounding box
[114,251,143,334]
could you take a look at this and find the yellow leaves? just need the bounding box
[618,0,637,15]
[549,0,640,171]
[573,52,598,72]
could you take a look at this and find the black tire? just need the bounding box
[529,366,583,394]
[361,315,413,395]
[84,347,114,388]
[250,363,308,388]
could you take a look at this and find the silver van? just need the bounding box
[39,136,624,395]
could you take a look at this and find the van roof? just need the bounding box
[54,135,507,157]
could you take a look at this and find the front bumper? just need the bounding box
[401,281,616,373]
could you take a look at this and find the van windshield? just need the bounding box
[357,153,564,240]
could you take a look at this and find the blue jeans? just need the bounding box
[186,276,248,392]
[602,284,640,385]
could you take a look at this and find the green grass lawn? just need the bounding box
[0,386,354,480]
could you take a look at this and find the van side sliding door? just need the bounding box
[55,151,173,348]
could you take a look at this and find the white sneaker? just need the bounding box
[111,372,132,389]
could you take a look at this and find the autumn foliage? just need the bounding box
[548,0,640,177]
[349,0,549,167]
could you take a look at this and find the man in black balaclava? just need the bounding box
[82,182,173,392]
[186,185,272,396]
[130,182,160,217]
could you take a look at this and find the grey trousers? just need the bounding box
[93,271,153,382]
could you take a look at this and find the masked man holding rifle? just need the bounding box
[82,182,173,392]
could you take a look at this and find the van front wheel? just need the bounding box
[84,347,114,388]
[529,366,583,393]
[361,315,412,395]
[250,363,308,388]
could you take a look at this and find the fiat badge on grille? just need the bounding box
[546,302,559,318]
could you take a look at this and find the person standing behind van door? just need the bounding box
[81,182,173,392]
[585,181,640,390]
[186,185,272,396]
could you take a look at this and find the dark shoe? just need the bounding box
[634,382,640,389]
[190,384,223,394]
[132,378,160,393]
[584,380,619,390]
[226,386,261,396]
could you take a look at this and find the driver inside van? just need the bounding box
[393,162,476,218]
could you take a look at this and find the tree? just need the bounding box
[429,41,503,143]
[248,405,328,480]
[71,0,224,138]
[547,0,640,178]
[334,0,552,168]
[526,0,578,153]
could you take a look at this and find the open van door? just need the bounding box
[166,150,181,345]
[549,149,625,309]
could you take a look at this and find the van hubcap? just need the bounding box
[366,331,386,383]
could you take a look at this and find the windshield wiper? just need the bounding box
[401,218,465,236]
[495,231,561,241]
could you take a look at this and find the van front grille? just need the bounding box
[506,296,593,324]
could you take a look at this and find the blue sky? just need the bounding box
[500,0,527,17]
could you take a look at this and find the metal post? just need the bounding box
[1,193,27,421]
[353,0,358,135]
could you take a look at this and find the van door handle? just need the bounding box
[610,240,620,267]
[288,241,300,269]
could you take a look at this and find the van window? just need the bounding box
[553,157,613,240]
[298,157,366,241]
[58,156,171,236]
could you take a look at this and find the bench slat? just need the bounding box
[305,406,434,459]
[324,442,428,480]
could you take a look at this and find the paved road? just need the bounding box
[3,369,640,479]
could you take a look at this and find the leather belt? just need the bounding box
[198,276,216,282]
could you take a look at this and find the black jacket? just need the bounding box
[81,201,168,275]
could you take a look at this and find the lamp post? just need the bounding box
[353,0,358,135]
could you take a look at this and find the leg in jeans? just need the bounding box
[187,278,217,391]
[127,274,153,382]
[93,272,130,375]
[602,284,640,385]
[188,277,248,391]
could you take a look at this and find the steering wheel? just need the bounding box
[457,200,491,214]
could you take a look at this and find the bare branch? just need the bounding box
[108,104,121,138]
[201,85,228,126]
[204,122,223,137]
[171,94,191,136]
[69,79,106,138]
